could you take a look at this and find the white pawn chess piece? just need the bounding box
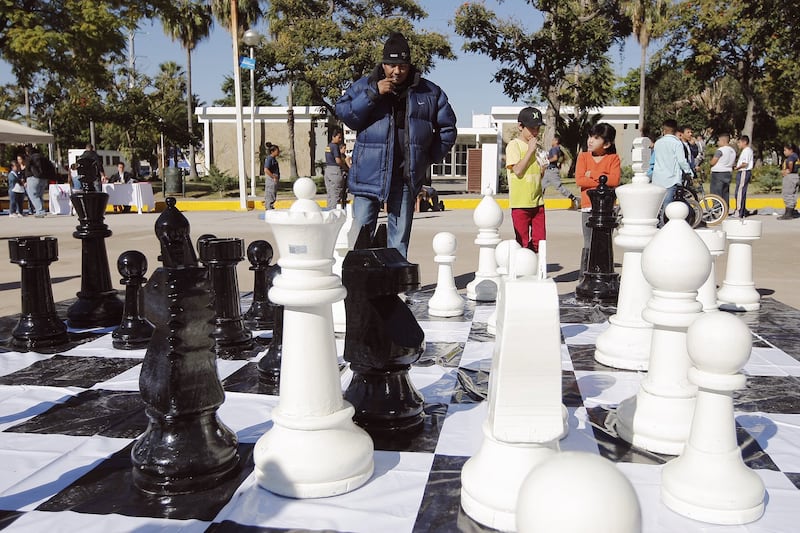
[428,232,465,317]
[466,187,503,302]
[333,203,354,333]
[487,239,521,336]
[516,452,642,533]
[595,137,664,370]
[717,218,762,311]
[460,247,566,532]
[695,228,726,312]
[661,312,765,524]
[614,202,711,455]
[254,178,374,498]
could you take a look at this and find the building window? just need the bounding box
[432,143,476,177]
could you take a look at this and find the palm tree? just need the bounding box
[622,0,668,135]
[160,1,213,181]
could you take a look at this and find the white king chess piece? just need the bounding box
[254,178,374,498]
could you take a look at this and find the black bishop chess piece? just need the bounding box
[112,250,154,350]
[342,224,426,436]
[8,236,69,351]
[576,175,620,305]
[197,236,255,360]
[131,196,239,495]
[243,240,279,331]
[66,160,123,328]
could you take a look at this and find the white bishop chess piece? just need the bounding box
[466,187,503,302]
[613,202,711,455]
[461,247,567,532]
[428,232,464,317]
[253,178,374,498]
[661,311,765,524]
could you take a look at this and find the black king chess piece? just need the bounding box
[576,175,620,305]
[8,236,69,351]
[112,250,155,349]
[66,156,123,328]
[342,225,426,435]
[131,197,239,495]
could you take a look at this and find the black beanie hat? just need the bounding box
[383,32,411,64]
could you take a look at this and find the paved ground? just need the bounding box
[1,196,797,319]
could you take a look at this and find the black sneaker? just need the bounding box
[777,210,794,220]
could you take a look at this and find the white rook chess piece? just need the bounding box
[516,452,641,533]
[461,247,566,531]
[695,228,726,312]
[614,202,711,455]
[428,232,464,317]
[595,137,664,370]
[717,218,762,311]
[661,312,765,524]
[254,178,374,498]
[486,239,521,336]
[466,187,503,302]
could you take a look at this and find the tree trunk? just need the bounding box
[741,92,755,142]
[287,79,299,179]
[187,46,199,181]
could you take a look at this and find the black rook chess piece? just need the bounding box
[576,175,620,305]
[342,225,426,435]
[131,197,239,495]
[112,250,155,350]
[243,240,278,330]
[66,181,124,328]
[198,237,254,359]
[8,236,69,351]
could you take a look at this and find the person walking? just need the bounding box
[335,32,457,258]
[542,135,580,209]
[22,147,47,218]
[709,133,737,210]
[733,135,754,218]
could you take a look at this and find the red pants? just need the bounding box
[511,206,546,252]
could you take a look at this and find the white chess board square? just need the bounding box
[737,412,800,473]
[0,385,82,431]
[60,334,145,359]
[218,391,278,444]
[409,365,457,405]
[213,450,435,532]
[417,320,472,343]
[0,351,55,377]
[3,510,210,533]
[458,340,494,370]
[471,305,495,323]
[743,347,800,377]
[562,322,610,345]
[574,370,645,407]
[90,359,249,392]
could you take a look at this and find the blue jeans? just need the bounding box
[353,183,414,258]
[25,177,45,215]
[658,184,678,228]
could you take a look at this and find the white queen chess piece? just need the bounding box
[613,202,711,455]
[717,217,762,311]
[428,232,465,317]
[661,312,765,524]
[466,187,503,302]
[253,178,374,498]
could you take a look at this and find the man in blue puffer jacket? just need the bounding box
[335,32,457,258]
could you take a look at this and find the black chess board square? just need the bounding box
[0,511,25,530]
[36,443,255,522]
[370,403,449,454]
[0,355,141,388]
[222,362,279,395]
[734,375,800,413]
[6,389,147,438]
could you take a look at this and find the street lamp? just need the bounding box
[230,0,247,209]
[242,29,261,197]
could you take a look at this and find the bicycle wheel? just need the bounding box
[685,198,703,228]
[699,194,728,226]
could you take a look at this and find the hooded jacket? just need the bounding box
[335,65,457,201]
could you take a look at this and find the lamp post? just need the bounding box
[231,0,248,209]
[242,29,260,198]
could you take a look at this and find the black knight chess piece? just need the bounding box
[66,167,124,328]
[243,240,279,330]
[576,175,620,305]
[131,197,239,495]
[8,236,69,351]
[342,225,426,435]
[112,250,154,350]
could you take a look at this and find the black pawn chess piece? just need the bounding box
[66,180,124,328]
[8,236,69,351]
[256,276,283,390]
[112,250,155,350]
[342,225,426,435]
[576,175,620,305]
[131,196,239,495]
[243,240,278,330]
[197,237,255,360]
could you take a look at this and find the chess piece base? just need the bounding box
[12,317,69,351]
[594,318,652,370]
[717,282,761,312]
[345,365,425,434]
[613,388,695,455]
[66,292,124,328]
[112,319,154,350]
[662,445,765,525]
[575,272,620,305]
[254,403,374,498]
[460,421,558,532]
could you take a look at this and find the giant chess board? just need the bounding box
[1,290,799,532]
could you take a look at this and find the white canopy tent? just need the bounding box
[0,119,54,144]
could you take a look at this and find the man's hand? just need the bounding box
[377,78,396,95]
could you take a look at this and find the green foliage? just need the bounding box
[620,165,634,185]
[498,168,508,194]
[207,164,235,196]
[752,165,782,194]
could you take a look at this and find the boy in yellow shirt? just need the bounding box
[506,107,546,252]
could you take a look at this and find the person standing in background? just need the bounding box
[778,143,799,220]
[733,135,754,218]
[709,133,737,210]
[542,135,580,209]
[324,129,346,209]
[263,145,281,210]
[7,160,26,217]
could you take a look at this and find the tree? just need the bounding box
[160,1,213,180]
[620,0,668,135]
[454,1,630,146]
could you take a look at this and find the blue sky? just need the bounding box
[1,0,641,124]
